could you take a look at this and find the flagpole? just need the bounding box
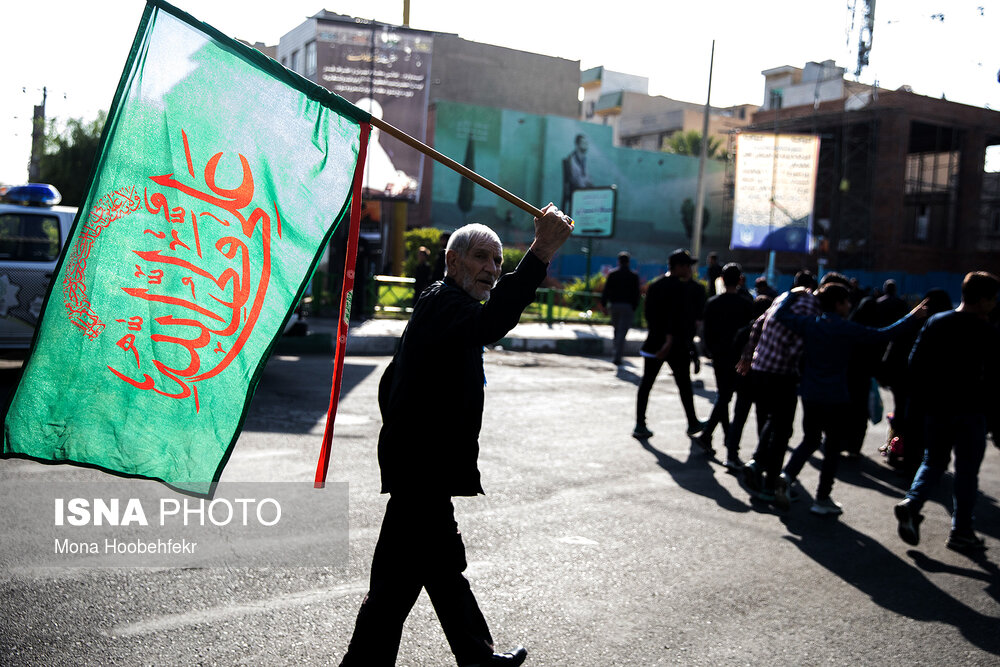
[369,115,547,219]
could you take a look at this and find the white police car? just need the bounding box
[0,184,76,354]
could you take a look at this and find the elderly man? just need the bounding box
[340,205,573,667]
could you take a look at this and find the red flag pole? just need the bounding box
[315,122,371,488]
[315,114,554,488]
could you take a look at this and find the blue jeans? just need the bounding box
[783,401,849,500]
[905,414,988,533]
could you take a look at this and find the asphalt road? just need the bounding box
[1,349,998,666]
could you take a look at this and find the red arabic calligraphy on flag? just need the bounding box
[3,0,370,497]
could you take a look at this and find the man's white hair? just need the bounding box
[445,224,502,276]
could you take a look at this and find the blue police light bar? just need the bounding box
[1,183,63,206]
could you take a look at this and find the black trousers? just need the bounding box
[636,352,699,431]
[703,357,738,439]
[340,494,494,666]
[749,370,799,489]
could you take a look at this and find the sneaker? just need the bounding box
[810,497,843,515]
[686,420,707,436]
[742,460,762,493]
[693,433,715,457]
[946,530,987,553]
[632,425,653,439]
[773,474,791,511]
[894,499,923,546]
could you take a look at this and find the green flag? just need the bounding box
[3,0,371,497]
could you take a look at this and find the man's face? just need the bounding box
[671,262,693,281]
[448,238,503,301]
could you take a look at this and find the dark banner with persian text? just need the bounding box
[316,19,432,201]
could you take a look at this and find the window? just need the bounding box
[914,206,930,242]
[305,42,317,77]
[0,213,61,261]
[905,151,959,194]
[290,50,300,73]
[769,89,783,110]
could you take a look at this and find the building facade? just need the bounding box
[731,68,1000,295]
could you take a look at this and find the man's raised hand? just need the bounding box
[529,203,574,263]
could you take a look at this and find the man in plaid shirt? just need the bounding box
[736,271,833,505]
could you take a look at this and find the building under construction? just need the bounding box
[727,87,1000,291]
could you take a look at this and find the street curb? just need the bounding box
[497,336,607,356]
[272,333,333,355]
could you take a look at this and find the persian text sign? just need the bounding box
[731,133,819,254]
[3,1,368,496]
[569,186,617,238]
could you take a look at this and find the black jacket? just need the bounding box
[641,274,705,358]
[377,251,548,495]
[601,266,640,309]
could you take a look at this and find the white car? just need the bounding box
[0,184,76,354]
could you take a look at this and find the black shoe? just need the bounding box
[462,646,528,666]
[773,474,791,511]
[742,460,762,494]
[693,433,715,457]
[686,420,707,436]
[946,530,987,553]
[632,424,653,439]
[894,499,923,546]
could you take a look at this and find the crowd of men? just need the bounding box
[342,216,995,665]
[611,250,999,555]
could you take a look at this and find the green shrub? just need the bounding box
[502,246,526,272]
[403,227,443,277]
[563,273,606,311]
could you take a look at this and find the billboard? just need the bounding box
[316,20,433,201]
[570,186,617,237]
[731,133,820,253]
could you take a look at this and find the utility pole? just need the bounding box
[28,86,47,182]
[402,0,410,27]
[692,41,714,266]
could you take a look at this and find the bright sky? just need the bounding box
[1,0,997,184]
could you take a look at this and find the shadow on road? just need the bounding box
[908,551,1000,606]
[831,454,1000,545]
[780,514,1000,655]
[243,356,378,434]
[635,435,751,513]
[614,365,642,386]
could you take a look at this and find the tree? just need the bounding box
[457,134,475,217]
[37,112,107,207]
[662,129,723,160]
[680,197,710,246]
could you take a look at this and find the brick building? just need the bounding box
[732,87,1000,288]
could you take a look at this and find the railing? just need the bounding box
[369,275,645,327]
[370,275,416,318]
